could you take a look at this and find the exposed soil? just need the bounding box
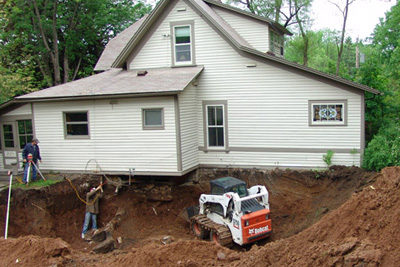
[1,165,396,266]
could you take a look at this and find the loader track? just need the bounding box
[191,214,233,247]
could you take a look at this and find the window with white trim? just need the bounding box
[309,101,347,126]
[17,120,33,149]
[207,105,225,147]
[64,112,90,138]
[269,30,284,56]
[143,108,164,130]
[173,25,192,65]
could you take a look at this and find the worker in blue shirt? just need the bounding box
[22,138,42,183]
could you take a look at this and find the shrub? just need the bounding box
[323,150,335,167]
[363,122,400,171]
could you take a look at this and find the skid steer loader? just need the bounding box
[187,176,271,246]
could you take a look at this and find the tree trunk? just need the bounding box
[275,0,283,22]
[63,52,70,83]
[295,6,309,66]
[32,0,61,86]
[335,0,351,76]
[72,57,82,81]
[51,0,61,85]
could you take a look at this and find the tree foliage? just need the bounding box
[228,0,313,28]
[284,2,400,170]
[0,0,151,101]
[363,122,400,171]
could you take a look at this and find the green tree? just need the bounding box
[0,0,151,101]
[328,0,355,76]
[363,121,400,171]
[228,0,313,28]
[361,2,400,141]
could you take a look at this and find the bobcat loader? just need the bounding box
[188,176,271,246]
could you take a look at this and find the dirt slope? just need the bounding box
[237,167,400,266]
[1,166,395,266]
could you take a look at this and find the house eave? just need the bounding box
[203,0,292,36]
[111,0,173,68]
[13,91,183,103]
[238,46,381,95]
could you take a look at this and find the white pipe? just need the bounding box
[26,162,31,184]
[5,171,13,239]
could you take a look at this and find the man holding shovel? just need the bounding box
[81,184,103,239]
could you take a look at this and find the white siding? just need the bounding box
[195,62,362,167]
[179,83,199,171]
[211,6,270,52]
[198,151,360,169]
[33,97,178,173]
[2,104,32,117]
[128,0,363,169]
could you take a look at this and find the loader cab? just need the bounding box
[210,177,248,197]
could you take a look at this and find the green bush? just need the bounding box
[363,122,400,171]
[323,150,335,167]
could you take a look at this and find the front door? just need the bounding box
[1,120,33,170]
[1,123,18,169]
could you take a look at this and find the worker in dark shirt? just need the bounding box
[81,184,103,239]
[22,138,42,184]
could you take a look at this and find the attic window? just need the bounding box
[269,30,284,56]
[309,100,347,126]
[137,70,148,76]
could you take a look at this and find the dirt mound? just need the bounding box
[237,167,400,266]
[0,235,71,266]
[0,166,390,266]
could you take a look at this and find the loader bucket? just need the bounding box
[179,206,199,223]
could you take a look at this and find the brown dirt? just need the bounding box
[1,165,396,266]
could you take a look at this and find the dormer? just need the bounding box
[205,0,291,58]
[269,29,285,57]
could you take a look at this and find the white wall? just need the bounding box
[33,97,179,174]
[1,104,32,117]
[127,0,363,169]
[211,6,270,53]
[179,83,200,171]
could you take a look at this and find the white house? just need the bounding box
[0,0,379,176]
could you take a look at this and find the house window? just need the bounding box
[2,124,14,148]
[171,21,195,66]
[143,108,164,130]
[206,104,225,148]
[269,30,284,56]
[174,26,191,64]
[64,112,89,138]
[309,100,347,126]
[17,120,33,149]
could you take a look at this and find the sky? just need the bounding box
[310,0,396,41]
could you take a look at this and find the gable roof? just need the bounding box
[94,15,148,71]
[203,0,291,35]
[15,66,204,101]
[103,0,379,95]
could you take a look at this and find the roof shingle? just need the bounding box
[16,66,204,101]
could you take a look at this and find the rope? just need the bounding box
[84,159,132,187]
[65,177,102,205]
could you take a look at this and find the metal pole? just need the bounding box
[31,161,46,181]
[26,161,31,184]
[5,170,13,239]
[27,153,33,184]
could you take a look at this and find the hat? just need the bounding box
[32,138,39,143]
